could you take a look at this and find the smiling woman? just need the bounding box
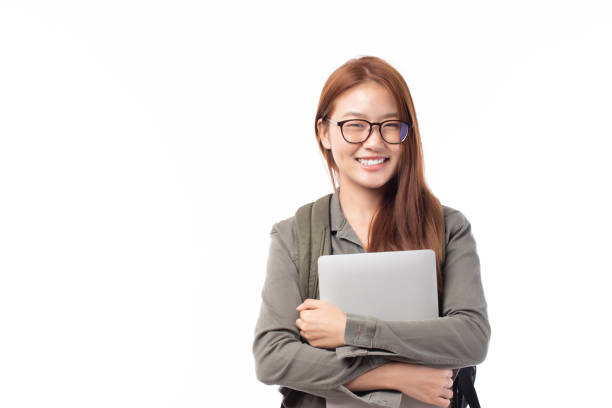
[252,56,490,408]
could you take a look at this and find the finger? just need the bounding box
[297,298,321,311]
[295,318,303,329]
[432,396,451,408]
[445,378,453,388]
[300,309,317,321]
[440,388,453,399]
[300,330,318,342]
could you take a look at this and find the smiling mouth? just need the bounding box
[356,158,388,165]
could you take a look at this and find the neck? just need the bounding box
[337,181,385,225]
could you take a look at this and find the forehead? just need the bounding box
[331,81,398,118]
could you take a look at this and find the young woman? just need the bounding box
[253,56,490,408]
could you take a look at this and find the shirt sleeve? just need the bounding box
[253,220,401,406]
[337,209,491,369]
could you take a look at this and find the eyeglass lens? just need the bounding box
[341,120,409,143]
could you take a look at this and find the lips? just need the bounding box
[355,157,389,172]
[356,157,389,165]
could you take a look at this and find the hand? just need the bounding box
[295,299,346,349]
[392,363,454,408]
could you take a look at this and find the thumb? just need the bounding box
[296,298,320,311]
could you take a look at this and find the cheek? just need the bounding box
[330,149,346,170]
[392,148,403,163]
[388,150,403,172]
[330,140,356,162]
[337,148,358,166]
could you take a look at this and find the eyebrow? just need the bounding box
[341,111,399,120]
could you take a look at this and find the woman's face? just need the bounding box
[318,81,402,192]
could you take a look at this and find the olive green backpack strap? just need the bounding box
[295,193,333,301]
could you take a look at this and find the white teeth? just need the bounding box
[358,158,386,166]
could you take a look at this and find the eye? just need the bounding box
[345,121,367,129]
[383,122,400,129]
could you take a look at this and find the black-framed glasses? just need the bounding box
[325,117,412,144]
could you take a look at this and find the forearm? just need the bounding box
[254,327,388,398]
[342,311,489,368]
[344,362,400,392]
[345,361,456,408]
[339,211,491,368]
[254,332,405,408]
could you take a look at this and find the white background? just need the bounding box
[1,1,611,407]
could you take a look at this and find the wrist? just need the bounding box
[383,362,410,390]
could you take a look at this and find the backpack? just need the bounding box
[294,194,481,408]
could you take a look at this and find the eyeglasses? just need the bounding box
[325,117,412,144]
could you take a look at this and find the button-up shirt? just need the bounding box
[253,192,490,408]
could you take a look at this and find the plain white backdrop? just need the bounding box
[1,1,611,407]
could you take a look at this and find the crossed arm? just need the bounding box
[253,211,490,407]
[295,298,455,407]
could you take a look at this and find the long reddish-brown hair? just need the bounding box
[315,56,446,294]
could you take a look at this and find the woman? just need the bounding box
[253,56,490,408]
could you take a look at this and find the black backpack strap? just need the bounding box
[295,194,333,301]
[454,366,480,408]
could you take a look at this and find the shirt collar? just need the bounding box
[330,190,364,247]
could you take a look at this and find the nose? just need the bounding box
[363,124,385,148]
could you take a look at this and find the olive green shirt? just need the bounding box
[253,192,490,408]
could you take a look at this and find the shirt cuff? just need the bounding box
[344,312,378,348]
[334,388,403,408]
[335,345,401,361]
[337,356,403,408]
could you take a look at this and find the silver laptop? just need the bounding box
[318,249,439,408]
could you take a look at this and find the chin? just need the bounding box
[340,169,396,192]
[359,177,394,191]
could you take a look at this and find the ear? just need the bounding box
[317,118,332,150]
